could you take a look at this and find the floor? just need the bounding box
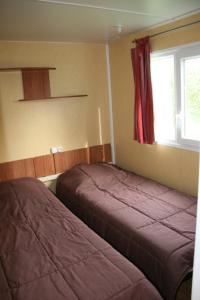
[176,277,192,300]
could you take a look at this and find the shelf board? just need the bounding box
[0,67,56,72]
[0,67,88,102]
[18,94,88,101]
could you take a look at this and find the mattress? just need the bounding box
[0,177,162,300]
[56,163,196,300]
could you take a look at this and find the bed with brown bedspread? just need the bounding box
[0,177,162,300]
[56,163,197,300]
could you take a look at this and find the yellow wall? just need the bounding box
[0,41,110,162]
[109,13,200,196]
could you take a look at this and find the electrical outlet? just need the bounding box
[50,146,63,154]
[57,146,63,152]
[50,147,58,154]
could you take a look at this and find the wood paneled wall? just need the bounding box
[0,159,35,182]
[33,154,55,178]
[0,143,112,182]
[54,148,88,174]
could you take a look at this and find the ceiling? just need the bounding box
[0,0,200,43]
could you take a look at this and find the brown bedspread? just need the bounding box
[0,177,162,300]
[56,163,197,300]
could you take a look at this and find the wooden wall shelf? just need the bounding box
[18,94,88,101]
[0,67,56,72]
[0,67,87,101]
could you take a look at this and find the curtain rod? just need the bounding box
[132,19,200,43]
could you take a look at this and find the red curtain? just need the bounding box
[131,36,154,144]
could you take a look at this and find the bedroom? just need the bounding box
[0,0,200,299]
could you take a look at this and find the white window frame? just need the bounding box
[151,42,200,152]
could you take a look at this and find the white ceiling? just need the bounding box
[0,0,200,43]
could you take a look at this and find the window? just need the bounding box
[151,43,200,152]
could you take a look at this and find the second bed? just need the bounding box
[56,163,196,300]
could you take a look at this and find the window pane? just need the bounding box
[183,56,200,141]
[151,55,176,141]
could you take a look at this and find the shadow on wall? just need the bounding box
[85,105,104,146]
[0,91,8,163]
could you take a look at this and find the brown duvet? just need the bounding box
[0,177,162,300]
[56,163,197,300]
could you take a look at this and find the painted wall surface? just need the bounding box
[109,13,200,196]
[0,42,110,162]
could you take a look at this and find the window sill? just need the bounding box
[155,140,200,153]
